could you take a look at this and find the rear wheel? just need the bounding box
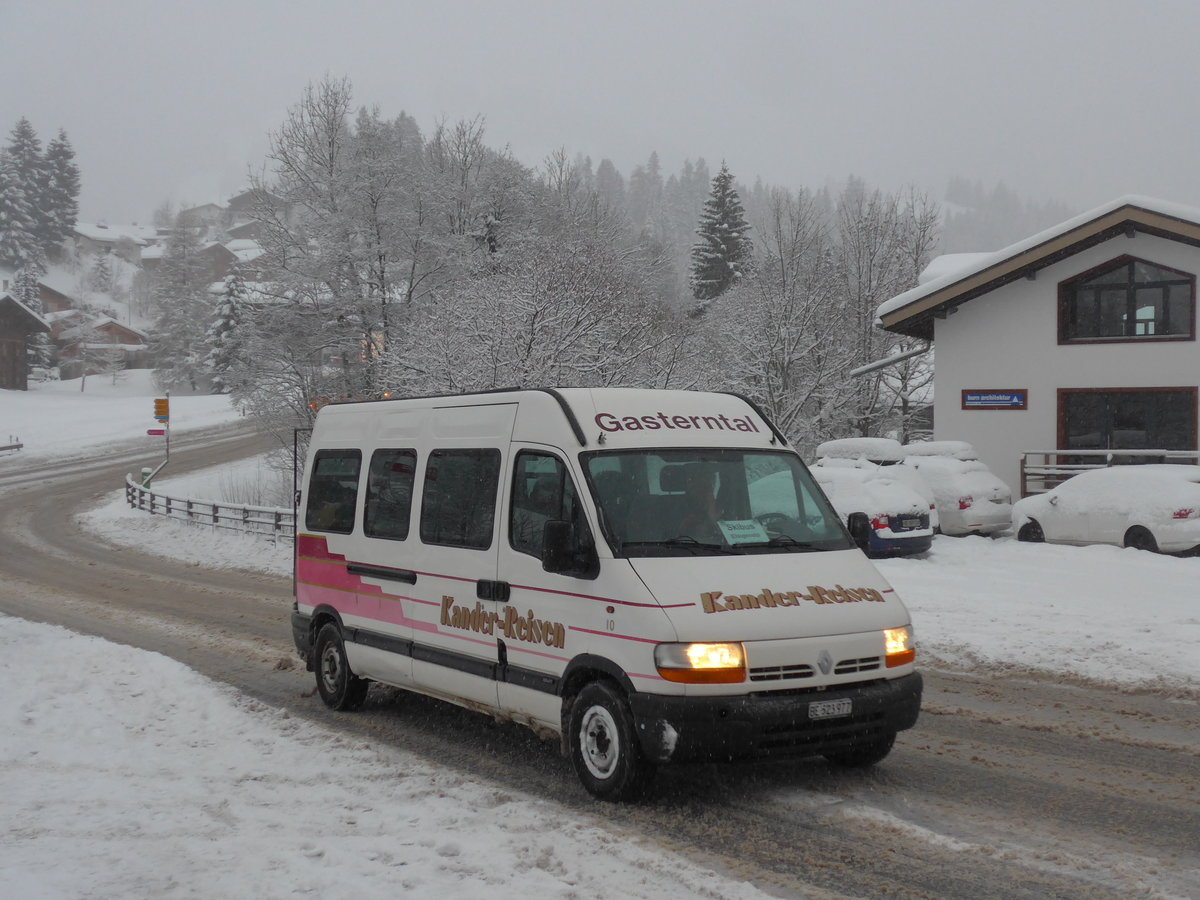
[1017,519,1044,543]
[314,623,369,710]
[824,731,896,768]
[1123,526,1159,553]
[568,682,654,801]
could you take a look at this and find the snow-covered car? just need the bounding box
[901,441,1013,536]
[815,438,940,531]
[1012,464,1200,553]
[809,465,933,557]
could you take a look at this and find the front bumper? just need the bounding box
[627,672,922,764]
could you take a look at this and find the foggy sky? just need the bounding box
[5,0,1198,229]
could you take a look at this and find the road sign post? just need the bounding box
[151,394,171,461]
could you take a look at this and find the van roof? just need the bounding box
[313,388,788,450]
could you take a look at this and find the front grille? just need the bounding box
[835,656,882,675]
[749,663,815,682]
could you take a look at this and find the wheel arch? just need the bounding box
[558,654,637,742]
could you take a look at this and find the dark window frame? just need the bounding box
[418,448,502,551]
[508,450,587,560]
[1057,386,1198,455]
[1058,254,1195,344]
[363,448,418,542]
[304,449,362,534]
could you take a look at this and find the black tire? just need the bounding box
[824,731,896,768]
[314,623,369,711]
[568,682,654,801]
[1123,526,1159,553]
[1017,519,1044,543]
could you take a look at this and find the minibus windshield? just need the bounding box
[582,448,854,557]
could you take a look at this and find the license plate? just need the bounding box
[901,518,921,528]
[808,698,852,720]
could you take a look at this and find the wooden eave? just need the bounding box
[879,204,1200,340]
[0,294,51,334]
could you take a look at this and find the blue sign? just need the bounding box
[962,390,1027,410]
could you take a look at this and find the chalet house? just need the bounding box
[0,293,50,391]
[878,196,1200,496]
[0,269,73,317]
[140,241,237,282]
[56,316,150,379]
[74,222,160,261]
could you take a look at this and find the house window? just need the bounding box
[1059,256,1194,342]
[1059,388,1196,462]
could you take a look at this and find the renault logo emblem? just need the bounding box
[818,650,833,675]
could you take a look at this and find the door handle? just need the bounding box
[477,579,511,602]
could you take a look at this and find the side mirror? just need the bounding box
[543,519,599,579]
[846,512,871,553]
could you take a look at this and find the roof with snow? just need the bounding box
[0,293,51,333]
[877,195,1200,340]
[74,222,160,245]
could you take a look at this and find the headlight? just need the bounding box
[654,642,746,684]
[884,626,915,668]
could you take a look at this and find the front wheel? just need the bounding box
[824,731,896,768]
[314,623,369,711]
[568,682,654,801]
[1017,519,1044,542]
[1124,526,1159,553]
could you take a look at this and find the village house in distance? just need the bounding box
[878,196,1200,496]
[0,191,274,391]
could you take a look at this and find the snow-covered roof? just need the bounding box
[91,316,149,339]
[877,195,1200,339]
[0,293,51,332]
[917,253,994,285]
[74,222,159,245]
[224,239,264,263]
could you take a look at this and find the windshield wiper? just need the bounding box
[620,538,738,556]
[736,535,826,552]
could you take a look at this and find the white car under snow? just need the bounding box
[1012,464,1200,554]
[815,438,1012,537]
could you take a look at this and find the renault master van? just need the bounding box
[291,388,921,800]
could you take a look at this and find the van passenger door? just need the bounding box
[409,445,506,708]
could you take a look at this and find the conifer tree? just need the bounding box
[12,265,52,371]
[44,130,80,251]
[151,221,213,392]
[4,118,55,251]
[205,270,245,394]
[689,162,752,303]
[0,157,41,269]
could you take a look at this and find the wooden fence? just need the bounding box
[124,473,295,542]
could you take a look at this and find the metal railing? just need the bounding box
[1020,449,1200,497]
[125,473,295,542]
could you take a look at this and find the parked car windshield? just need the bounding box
[582,448,853,557]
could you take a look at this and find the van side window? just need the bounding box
[305,450,362,534]
[364,449,417,541]
[510,451,585,559]
[420,449,501,550]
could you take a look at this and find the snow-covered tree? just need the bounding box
[689,162,753,304]
[4,118,54,250]
[44,130,80,253]
[12,265,52,371]
[150,220,213,392]
[205,271,245,394]
[0,157,41,270]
